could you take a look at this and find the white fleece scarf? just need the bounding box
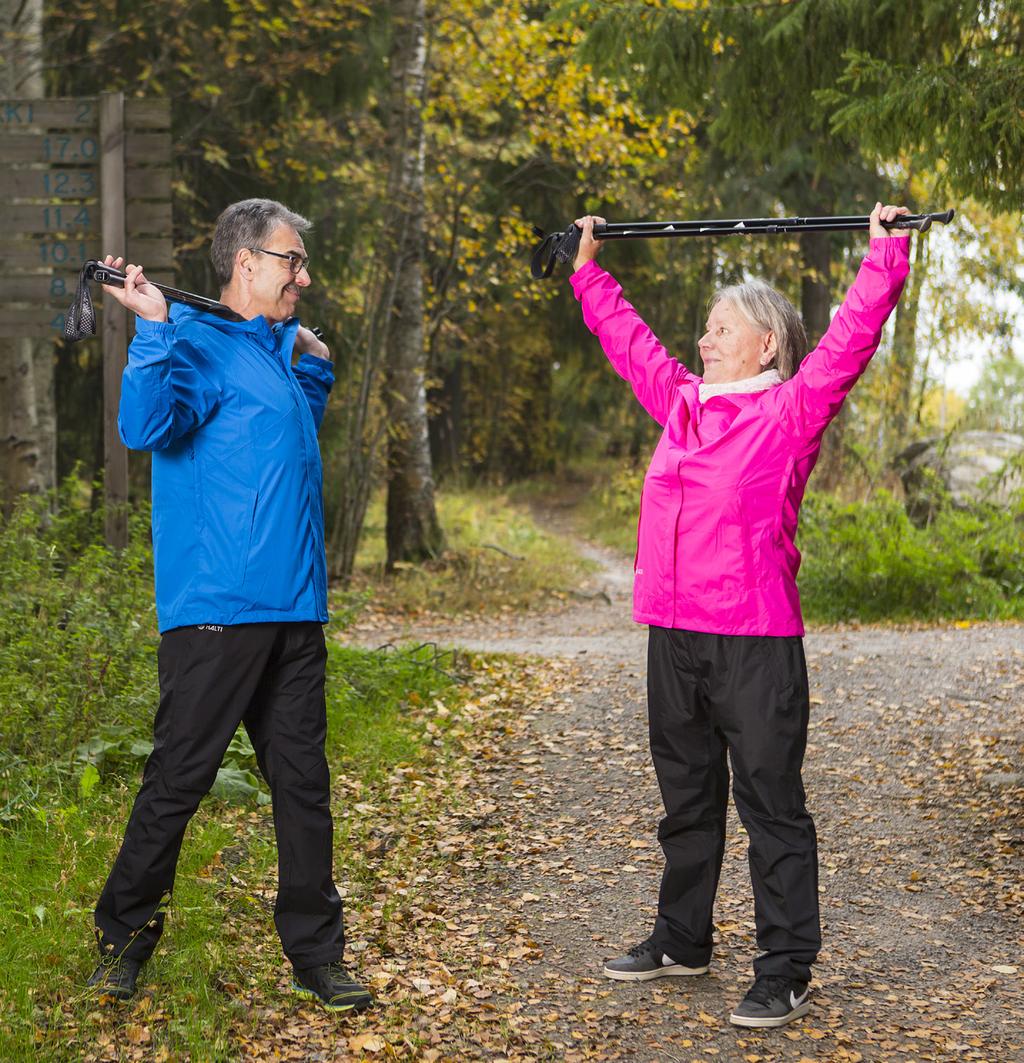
[699,368,781,403]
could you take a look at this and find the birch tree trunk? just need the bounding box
[383,0,445,567]
[0,0,56,505]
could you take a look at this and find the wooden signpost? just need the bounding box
[0,93,173,547]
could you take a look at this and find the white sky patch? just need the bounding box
[914,225,1024,397]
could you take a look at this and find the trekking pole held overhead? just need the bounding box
[530,209,956,279]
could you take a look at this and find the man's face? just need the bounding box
[245,224,311,323]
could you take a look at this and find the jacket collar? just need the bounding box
[169,303,299,357]
[699,368,781,403]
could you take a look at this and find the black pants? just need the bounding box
[94,622,345,968]
[647,626,820,983]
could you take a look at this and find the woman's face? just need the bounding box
[698,300,774,385]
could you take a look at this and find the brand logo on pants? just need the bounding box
[197,624,224,632]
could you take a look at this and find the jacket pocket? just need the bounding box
[190,443,204,534]
[198,469,258,592]
[772,454,796,549]
[238,490,259,591]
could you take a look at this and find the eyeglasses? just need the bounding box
[249,248,310,274]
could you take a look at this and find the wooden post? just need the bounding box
[100,91,128,549]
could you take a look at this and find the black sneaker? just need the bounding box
[291,961,373,1012]
[87,956,142,1001]
[603,938,710,981]
[729,976,810,1027]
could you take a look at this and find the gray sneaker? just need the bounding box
[729,976,810,1027]
[603,938,710,982]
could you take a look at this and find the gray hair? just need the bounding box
[709,281,807,381]
[210,198,311,288]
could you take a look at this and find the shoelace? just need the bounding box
[626,940,657,959]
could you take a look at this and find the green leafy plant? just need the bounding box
[74,725,271,806]
[0,483,157,764]
[798,489,1024,622]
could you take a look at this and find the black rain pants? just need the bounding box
[646,625,821,983]
[94,621,345,968]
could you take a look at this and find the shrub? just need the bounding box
[0,485,158,766]
[797,490,1024,622]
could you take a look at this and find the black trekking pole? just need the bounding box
[530,209,956,279]
[64,260,244,342]
[63,260,325,343]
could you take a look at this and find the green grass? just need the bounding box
[0,787,238,1060]
[0,638,462,1061]
[351,485,594,615]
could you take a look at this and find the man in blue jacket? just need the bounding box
[87,199,371,1013]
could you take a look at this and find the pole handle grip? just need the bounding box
[889,209,955,233]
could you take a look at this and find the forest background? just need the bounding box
[1,0,1022,573]
[0,1,1023,1057]
[3,0,1024,778]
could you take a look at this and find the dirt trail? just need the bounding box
[346,506,1024,1061]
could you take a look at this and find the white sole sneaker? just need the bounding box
[729,998,810,1027]
[603,960,710,982]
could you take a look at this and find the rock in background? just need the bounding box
[896,430,1024,523]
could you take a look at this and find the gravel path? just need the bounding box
[348,517,1024,1061]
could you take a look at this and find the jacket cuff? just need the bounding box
[296,352,335,385]
[134,316,173,333]
[128,317,175,367]
[569,258,604,299]
[868,235,911,267]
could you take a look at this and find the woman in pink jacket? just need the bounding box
[571,203,911,1028]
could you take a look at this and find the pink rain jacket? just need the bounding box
[571,237,911,636]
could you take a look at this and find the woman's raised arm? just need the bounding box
[777,203,912,443]
[570,215,697,427]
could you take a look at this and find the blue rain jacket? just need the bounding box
[118,304,334,633]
